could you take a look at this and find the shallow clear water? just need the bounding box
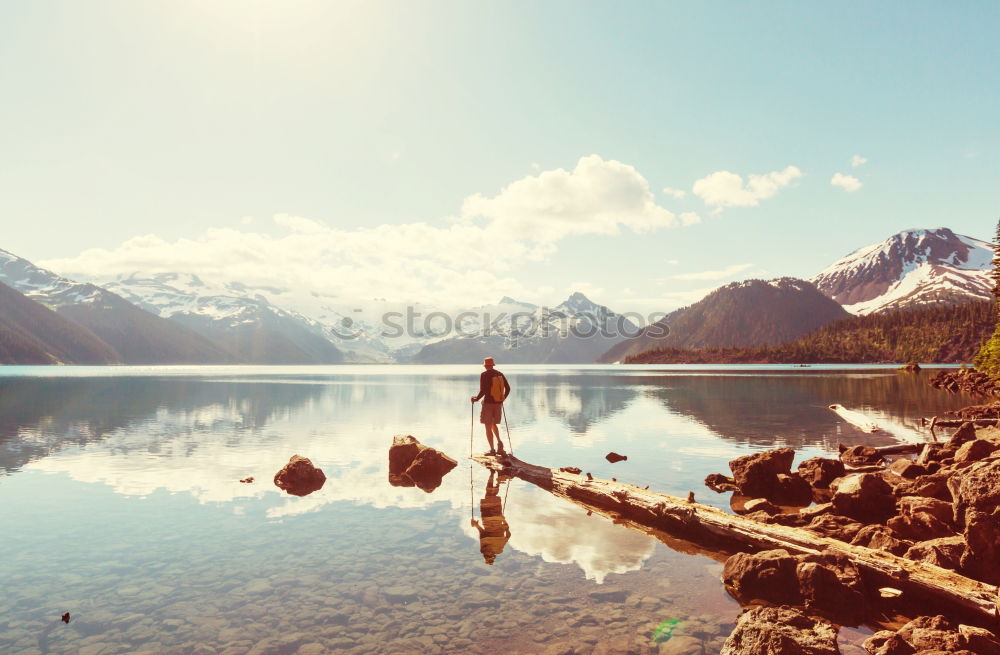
[0,365,975,655]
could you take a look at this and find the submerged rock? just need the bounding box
[721,605,840,655]
[839,444,883,467]
[273,455,326,497]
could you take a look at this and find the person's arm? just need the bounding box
[471,371,487,402]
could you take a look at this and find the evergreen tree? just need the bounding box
[973,219,1000,375]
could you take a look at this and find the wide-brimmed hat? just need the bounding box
[483,357,495,367]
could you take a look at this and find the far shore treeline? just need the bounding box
[625,301,992,365]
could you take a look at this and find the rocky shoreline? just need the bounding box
[700,414,1000,654]
[931,368,1000,396]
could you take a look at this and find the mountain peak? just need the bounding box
[811,227,991,314]
[559,291,598,313]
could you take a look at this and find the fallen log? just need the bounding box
[474,453,1000,629]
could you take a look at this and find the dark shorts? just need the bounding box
[480,403,502,425]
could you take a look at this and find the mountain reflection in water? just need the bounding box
[0,366,978,655]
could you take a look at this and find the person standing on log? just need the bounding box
[470,356,510,456]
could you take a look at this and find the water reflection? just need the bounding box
[472,471,512,565]
[2,366,970,654]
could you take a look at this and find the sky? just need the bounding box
[1,1,998,316]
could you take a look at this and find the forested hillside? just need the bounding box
[626,301,991,364]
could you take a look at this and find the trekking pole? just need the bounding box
[470,401,475,521]
[502,405,514,456]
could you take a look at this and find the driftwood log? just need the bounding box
[474,453,1000,629]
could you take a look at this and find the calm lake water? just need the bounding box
[0,365,977,655]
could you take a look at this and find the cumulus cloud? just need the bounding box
[692,166,802,209]
[662,186,686,199]
[830,172,862,192]
[460,155,699,242]
[851,155,868,168]
[671,263,753,281]
[42,155,694,311]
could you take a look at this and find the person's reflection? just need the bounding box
[471,471,511,565]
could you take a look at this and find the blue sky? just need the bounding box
[1,1,997,314]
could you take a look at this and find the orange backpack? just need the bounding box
[489,373,506,403]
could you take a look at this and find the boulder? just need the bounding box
[863,630,915,655]
[772,473,814,506]
[892,472,952,502]
[720,606,840,655]
[722,550,802,605]
[273,455,327,497]
[958,624,1000,655]
[887,511,954,542]
[387,435,458,493]
[850,525,912,556]
[728,448,795,498]
[896,496,953,525]
[389,435,422,476]
[830,473,897,523]
[840,444,883,466]
[795,552,866,625]
[888,458,926,479]
[954,438,998,465]
[896,616,964,652]
[947,458,1000,583]
[960,509,1000,584]
[797,457,846,489]
[948,422,978,447]
[404,447,458,493]
[902,536,965,570]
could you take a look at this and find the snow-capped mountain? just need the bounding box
[101,273,349,364]
[0,248,108,308]
[410,292,639,364]
[0,249,233,364]
[810,228,992,315]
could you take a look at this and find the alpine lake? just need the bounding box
[0,364,978,655]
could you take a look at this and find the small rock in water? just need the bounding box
[61,612,70,624]
[239,476,254,484]
[273,455,327,497]
[605,452,628,463]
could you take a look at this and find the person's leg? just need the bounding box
[483,423,495,452]
[492,424,505,452]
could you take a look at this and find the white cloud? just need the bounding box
[664,259,680,265]
[692,166,802,209]
[830,172,862,192]
[460,154,699,242]
[662,186,686,199]
[671,263,754,281]
[42,155,695,310]
[851,154,868,168]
